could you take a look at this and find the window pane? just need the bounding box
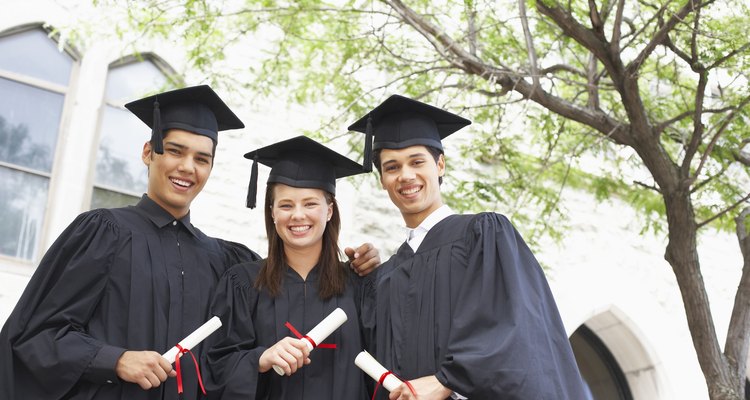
[91,187,140,210]
[0,29,73,86]
[94,105,149,192]
[106,61,169,104]
[0,167,48,260]
[0,77,64,172]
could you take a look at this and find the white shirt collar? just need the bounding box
[405,204,455,252]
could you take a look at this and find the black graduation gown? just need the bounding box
[203,260,368,399]
[0,195,260,400]
[361,213,587,399]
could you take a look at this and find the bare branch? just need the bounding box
[627,0,717,74]
[610,0,626,52]
[697,192,750,229]
[539,63,587,77]
[588,0,604,35]
[707,42,750,71]
[663,33,693,65]
[690,2,700,63]
[466,0,478,56]
[693,94,750,181]
[586,53,599,109]
[634,180,662,193]
[519,0,541,90]
[682,71,708,180]
[690,164,728,194]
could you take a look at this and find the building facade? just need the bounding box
[1,2,746,399]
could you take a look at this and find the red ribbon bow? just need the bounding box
[174,344,206,396]
[284,321,336,349]
[371,370,416,400]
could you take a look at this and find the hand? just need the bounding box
[345,242,381,276]
[115,350,176,390]
[258,337,311,375]
[388,375,452,400]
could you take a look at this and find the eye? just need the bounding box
[277,204,292,210]
[384,164,398,172]
[305,202,320,208]
[167,148,180,155]
[196,157,210,165]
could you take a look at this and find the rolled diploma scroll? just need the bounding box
[355,351,402,392]
[272,307,348,375]
[162,316,222,362]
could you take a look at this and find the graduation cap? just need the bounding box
[244,135,364,209]
[347,94,471,171]
[125,85,244,154]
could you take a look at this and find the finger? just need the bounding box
[138,377,152,390]
[146,372,161,388]
[154,365,168,382]
[158,357,174,375]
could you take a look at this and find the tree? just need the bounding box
[84,0,750,398]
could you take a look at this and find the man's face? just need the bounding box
[378,145,445,228]
[142,129,214,218]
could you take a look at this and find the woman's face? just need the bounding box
[271,184,333,252]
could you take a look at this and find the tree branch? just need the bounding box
[519,0,541,90]
[693,94,750,182]
[626,0,716,75]
[682,71,708,181]
[610,0,626,53]
[697,192,750,229]
[724,206,750,381]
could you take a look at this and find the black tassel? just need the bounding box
[363,115,373,172]
[152,99,164,154]
[246,155,259,209]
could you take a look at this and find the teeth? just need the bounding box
[171,178,192,187]
[400,187,421,195]
[290,226,311,232]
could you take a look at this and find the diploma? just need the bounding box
[162,316,222,362]
[355,351,402,392]
[273,307,347,375]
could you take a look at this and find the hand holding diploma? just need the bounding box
[263,307,348,375]
[355,351,403,392]
[161,316,222,362]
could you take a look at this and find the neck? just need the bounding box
[284,243,322,281]
[403,202,443,229]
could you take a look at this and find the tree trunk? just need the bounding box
[663,190,743,399]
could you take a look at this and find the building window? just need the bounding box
[570,325,633,400]
[91,58,173,209]
[0,27,74,261]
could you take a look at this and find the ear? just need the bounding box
[437,153,446,177]
[142,141,153,166]
[326,201,334,221]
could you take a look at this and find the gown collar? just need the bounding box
[137,194,198,237]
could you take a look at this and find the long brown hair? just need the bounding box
[255,183,347,299]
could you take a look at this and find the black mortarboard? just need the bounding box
[347,94,471,171]
[125,85,244,154]
[244,135,364,209]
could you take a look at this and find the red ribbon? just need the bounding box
[284,321,336,349]
[371,370,416,400]
[174,344,206,396]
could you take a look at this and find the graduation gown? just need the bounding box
[203,260,368,399]
[0,195,260,400]
[361,213,587,399]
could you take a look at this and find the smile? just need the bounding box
[290,225,312,232]
[399,185,422,195]
[170,177,194,188]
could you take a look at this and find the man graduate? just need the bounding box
[350,95,587,400]
[0,85,262,400]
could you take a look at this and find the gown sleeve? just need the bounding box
[0,210,125,399]
[203,264,266,399]
[435,213,586,399]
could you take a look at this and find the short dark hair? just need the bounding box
[372,145,444,185]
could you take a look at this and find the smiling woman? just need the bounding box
[203,135,371,399]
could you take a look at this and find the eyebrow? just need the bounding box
[164,141,214,159]
[382,152,428,165]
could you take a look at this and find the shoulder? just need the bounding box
[225,259,264,290]
[217,239,262,263]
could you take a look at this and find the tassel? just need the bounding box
[152,99,164,154]
[246,155,259,209]
[363,115,373,172]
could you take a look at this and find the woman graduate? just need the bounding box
[203,136,370,399]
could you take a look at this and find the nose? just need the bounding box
[291,205,305,219]
[177,157,195,173]
[398,166,416,181]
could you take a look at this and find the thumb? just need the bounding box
[344,247,356,259]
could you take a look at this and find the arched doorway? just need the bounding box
[571,325,633,399]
